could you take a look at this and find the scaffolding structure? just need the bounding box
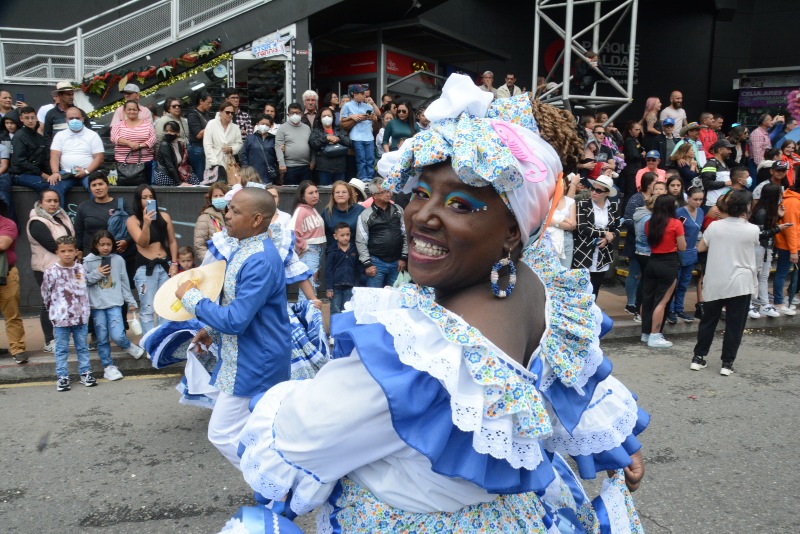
[532,0,639,123]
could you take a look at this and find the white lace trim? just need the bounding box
[540,303,604,393]
[217,518,249,534]
[349,288,546,470]
[599,476,634,534]
[542,376,639,456]
[237,381,335,516]
[316,502,335,534]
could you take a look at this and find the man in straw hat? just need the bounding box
[175,187,291,467]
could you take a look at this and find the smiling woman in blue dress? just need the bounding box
[235,74,648,533]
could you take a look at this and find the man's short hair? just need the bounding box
[482,71,494,77]
[65,106,83,117]
[287,102,302,113]
[302,90,318,101]
[712,113,724,121]
[585,50,598,59]
[757,113,771,126]
[178,245,194,257]
[18,106,35,116]
[505,72,516,78]
[224,88,240,98]
[730,167,749,182]
[368,177,384,195]
[238,187,276,222]
[334,222,350,232]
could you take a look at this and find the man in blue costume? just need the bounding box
[176,187,290,468]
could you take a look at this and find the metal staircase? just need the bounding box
[0,0,271,85]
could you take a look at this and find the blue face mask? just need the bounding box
[67,119,83,132]
[211,198,228,211]
[745,176,753,188]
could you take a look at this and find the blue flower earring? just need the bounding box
[490,252,516,298]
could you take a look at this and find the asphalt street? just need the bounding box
[1,327,798,533]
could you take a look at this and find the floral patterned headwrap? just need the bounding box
[377,73,562,245]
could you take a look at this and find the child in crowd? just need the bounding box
[84,230,145,381]
[325,222,359,315]
[178,246,196,271]
[41,236,94,391]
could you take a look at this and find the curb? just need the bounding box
[604,313,800,340]
[0,349,183,385]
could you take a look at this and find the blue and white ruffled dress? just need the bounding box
[142,223,330,407]
[237,236,649,533]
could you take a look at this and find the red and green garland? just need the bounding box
[80,38,222,100]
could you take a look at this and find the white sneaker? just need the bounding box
[640,333,649,343]
[777,305,796,316]
[792,296,800,306]
[647,333,673,348]
[125,344,145,359]
[42,340,55,353]
[760,305,781,318]
[747,305,761,319]
[103,365,124,381]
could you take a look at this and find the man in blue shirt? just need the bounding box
[177,187,291,467]
[341,84,378,181]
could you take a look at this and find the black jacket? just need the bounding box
[325,244,359,290]
[699,157,730,193]
[309,125,351,173]
[573,198,621,270]
[42,104,91,146]
[155,140,186,184]
[10,124,49,176]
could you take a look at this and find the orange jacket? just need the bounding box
[775,189,800,253]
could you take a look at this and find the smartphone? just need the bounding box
[101,256,111,268]
[786,223,794,227]
[15,93,24,104]
[146,199,157,214]
[593,238,601,246]
[365,109,373,115]
[679,216,687,223]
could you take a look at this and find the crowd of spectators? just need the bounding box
[1,74,799,377]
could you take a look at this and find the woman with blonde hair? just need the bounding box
[671,141,699,188]
[321,180,364,253]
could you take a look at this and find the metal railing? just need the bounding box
[0,0,270,85]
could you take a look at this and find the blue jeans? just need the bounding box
[318,171,345,186]
[353,140,375,181]
[366,256,399,288]
[283,165,311,185]
[12,174,84,207]
[624,255,642,307]
[54,323,90,377]
[773,248,793,305]
[133,264,170,334]
[92,307,131,367]
[670,264,694,313]
[330,287,353,315]
[188,144,206,179]
[0,172,15,221]
[298,244,323,302]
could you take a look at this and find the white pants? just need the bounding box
[208,391,252,469]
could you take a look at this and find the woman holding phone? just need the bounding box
[126,184,179,334]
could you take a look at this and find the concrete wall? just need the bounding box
[9,185,331,311]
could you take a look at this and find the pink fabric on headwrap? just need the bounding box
[378,73,561,245]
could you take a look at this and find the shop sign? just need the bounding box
[315,50,378,78]
[738,87,793,108]
[251,31,290,59]
[385,50,435,77]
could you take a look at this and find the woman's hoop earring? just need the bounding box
[490,253,516,298]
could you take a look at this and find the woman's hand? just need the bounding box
[143,208,155,225]
[605,231,615,243]
[98,264,111,277]
[311,299,322,310]
[116,240,128,253]
[223,146,232,154]
[169,263,179,277]
[596,237,609,249]
[326,135,339,143]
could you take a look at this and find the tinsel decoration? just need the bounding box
[87,53,231,119]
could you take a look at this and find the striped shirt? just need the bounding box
[110,120,156,162]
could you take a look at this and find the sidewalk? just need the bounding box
[3,290,799,384]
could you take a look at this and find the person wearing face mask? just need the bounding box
[309,108,351,186]
[193,182,230,262]
[154,121,200,186]
[276,103,314,185]
[47,105,105,201]
[241,114,279,184]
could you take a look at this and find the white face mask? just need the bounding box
[288,114,302,125]
[321,116,333,127]
[256,124,269,134]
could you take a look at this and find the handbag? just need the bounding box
[129,311,142,336]
[255,139,278,182]
[177,144,192,183]
[322,143,348,157]
[116,149,147,186]
[107,197,131,241]
[200,165,219,185]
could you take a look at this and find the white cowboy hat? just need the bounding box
[154,261,227,321]
[587,175,618,197]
